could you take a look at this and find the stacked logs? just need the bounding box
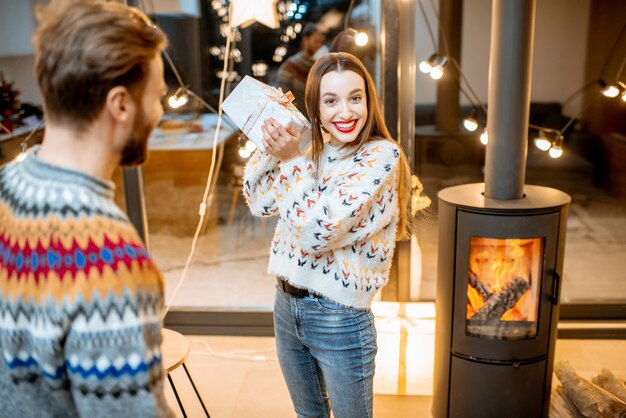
[471,276,529,321]
[551,361,626,417]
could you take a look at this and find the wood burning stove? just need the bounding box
[432,183,570,418]
[431,2,571,415]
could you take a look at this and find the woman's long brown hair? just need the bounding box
[304,52,415,240]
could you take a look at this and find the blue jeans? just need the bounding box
[273,287,377,418]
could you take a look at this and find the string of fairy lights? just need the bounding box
[13,1,622,314]
[417,0,626,159]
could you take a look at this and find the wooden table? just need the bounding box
[161,329,210,417]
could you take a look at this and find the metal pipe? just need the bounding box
[435,0,463,133]
[381,0,399,140]
[484,0,536,200]
[381,0,415,301]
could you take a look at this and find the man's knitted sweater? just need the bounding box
[243,138,400,309]
[0,148,172,417]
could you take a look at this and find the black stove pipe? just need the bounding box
[484,0,536,200]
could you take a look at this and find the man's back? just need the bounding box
[0,149,171,417]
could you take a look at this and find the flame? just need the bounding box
[467,237,542,322]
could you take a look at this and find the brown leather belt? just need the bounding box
[277,276,310,298]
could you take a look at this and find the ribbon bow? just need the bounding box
[267,87,295,109]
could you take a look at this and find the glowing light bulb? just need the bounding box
[430,65,444,80]
[275,46,287,57]
[244,140,256,152]
[601,85,619,98]
[463,117,478,132]
[238,147,252,159]
[15,143,28,162]
[534,137,552,151]
[354,32,368,47]
[168,93,188,109]
[549,146,563,158]
[419,60,432,74]
[622,92,626,102]
[252,62,268,77]
[480,130,488,145]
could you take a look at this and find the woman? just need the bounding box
[243,52,424,418]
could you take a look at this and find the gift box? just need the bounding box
[220,75,311,153]
[372,301,436,396]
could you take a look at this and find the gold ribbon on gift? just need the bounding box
[269,89,295,108]
[397,302,409,395]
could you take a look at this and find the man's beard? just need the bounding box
[120,108,154,167]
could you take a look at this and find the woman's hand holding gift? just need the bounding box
[261,118,301,162]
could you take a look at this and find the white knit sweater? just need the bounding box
[243,138,400,309]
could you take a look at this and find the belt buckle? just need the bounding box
[277,276,287,293]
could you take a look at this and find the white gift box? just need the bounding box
[220,75,311,153]
[371,301,436,396]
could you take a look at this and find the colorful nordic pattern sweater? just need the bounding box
[0,148,172,417]
[243,138,400,309]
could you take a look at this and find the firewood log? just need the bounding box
[555,361,601,417]
[551,385,585,418]
[471,277,529,320]
[592,369,626,403]
[469,272,493,300]
[580,378,626,417]
[555,361,626,417]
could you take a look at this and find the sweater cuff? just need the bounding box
[259,151,281,168]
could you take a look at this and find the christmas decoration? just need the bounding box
[0,73,22,133]
[229,0,279,29]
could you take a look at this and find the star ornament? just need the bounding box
[229,0,279,29]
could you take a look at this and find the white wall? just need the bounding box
[0,1,41,105]
[152,0,200,17]
[0,0,36,56]
[415,0,591,117]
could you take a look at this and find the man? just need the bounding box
[0,1,174,416]
[275,23,326,113]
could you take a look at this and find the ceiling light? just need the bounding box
[354,32,368,46]
[601,84,619,98]
[419,53,439,74]
[548,134,564,158]
[534,131,552,151]
[463,112,479,132]
[167,87,189,109]
[479,129,488,145]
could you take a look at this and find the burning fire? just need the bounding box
[467,237,542,322]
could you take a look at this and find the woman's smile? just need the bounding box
[332,119,359,133]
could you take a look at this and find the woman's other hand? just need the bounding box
[261,118,301,162]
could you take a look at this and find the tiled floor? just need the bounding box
[165,330,626,418]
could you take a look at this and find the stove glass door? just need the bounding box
[466,237,544,340]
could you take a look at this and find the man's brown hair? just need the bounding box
[33,0,167,127]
